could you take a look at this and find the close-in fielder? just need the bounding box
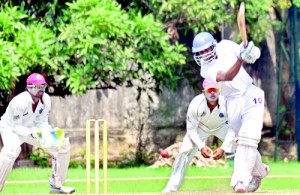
[192,32,269,193]
[162,79,235,192]
[0,73,75,194]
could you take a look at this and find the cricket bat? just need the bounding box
[237,2,247,47]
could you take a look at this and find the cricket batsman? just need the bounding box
[162,79,236,192]
[192,32,270,193]
[0,73,75,194]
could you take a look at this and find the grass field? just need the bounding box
[3,161,300,194]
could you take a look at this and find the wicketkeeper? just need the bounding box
[192,32,270,193]
[162,79,236,192]
[0,73,75,194]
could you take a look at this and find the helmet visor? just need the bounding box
[193,45,216,66]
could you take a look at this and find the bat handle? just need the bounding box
[243,41,248,48]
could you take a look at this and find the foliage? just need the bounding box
[243,0,274,43]
[68,158,86,168]
[0,4,58,90]
[0,5,25,89]
[1,0,299,94]
[154,0,235,33]
[276,0,300,8]
[294,0,300,7]
[28,148,51,168]
[0,0,187,94]
[57,0,186,94]
[123,0,277,44]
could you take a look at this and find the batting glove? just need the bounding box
[239,41,261,64]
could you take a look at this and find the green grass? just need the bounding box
[3,161,300,194]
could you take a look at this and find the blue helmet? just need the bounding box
[192,32,217,66]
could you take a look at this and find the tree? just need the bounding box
[2,0,299,94]
[0,3,58,90]
[0,0,186,95]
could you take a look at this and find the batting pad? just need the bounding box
[231,145,257,187]
[251,150,268,178]
[50,138,71,187]
[0,146,21,191]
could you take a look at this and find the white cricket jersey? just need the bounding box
[200,40,253,97]
[186,93,233,150]
[0,91,51,136]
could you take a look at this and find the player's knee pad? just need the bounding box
[237,136,260,148]
[179,135,194,153]
[177,152,189,160]
[58,137,70,153]
[232,144,258,187]
[235,145,257,169]
[0,145,21,160]
[0,146,21,191]
[173,152,189,168]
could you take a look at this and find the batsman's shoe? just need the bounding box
[162,187,177,193]
[233,181,246,193]
[248,164,270,192]
[50,186,75,194]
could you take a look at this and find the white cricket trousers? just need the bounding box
[225,85,266,187]
[163,126,229,192]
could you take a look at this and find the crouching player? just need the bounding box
[0,73,75,194]
[162,79,236,192]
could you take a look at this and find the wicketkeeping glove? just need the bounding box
[30,127,42,139]
[239,41,261,64]
[36,127,65,147]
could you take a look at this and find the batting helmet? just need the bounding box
[192,32,217,66]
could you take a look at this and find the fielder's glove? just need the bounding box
[239,41,261,64]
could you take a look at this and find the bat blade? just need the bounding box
[237,2,247,47]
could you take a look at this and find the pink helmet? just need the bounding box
[26,73,48,86]
[202,79,218,90]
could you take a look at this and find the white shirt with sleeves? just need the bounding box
[186,93,235,151]
[201,40,253,97]
[0,91,52,136]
